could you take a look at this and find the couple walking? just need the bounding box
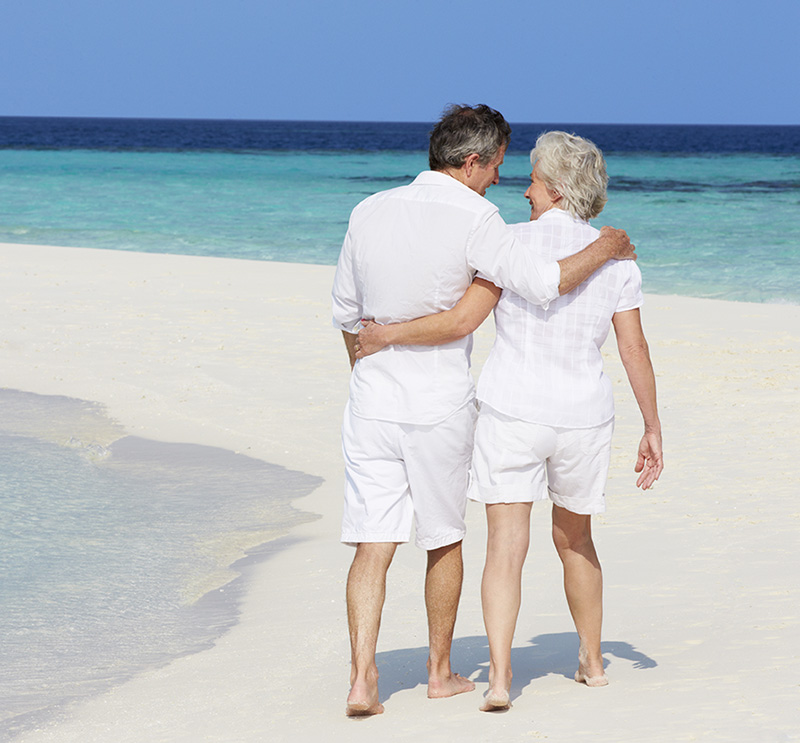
[331,104,663,715]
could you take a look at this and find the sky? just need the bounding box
[2,0,798,125]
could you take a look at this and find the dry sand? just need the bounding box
[2,242,799,742]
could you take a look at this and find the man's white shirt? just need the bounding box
[477,209,644,428]
[332,170,561,425]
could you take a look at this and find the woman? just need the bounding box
[356,131,663,710]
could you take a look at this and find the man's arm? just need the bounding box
[356,279,501,358]
[469,214,635,309]
[557,226,636,295]
[612,308,663,489]
[332,227,364,371]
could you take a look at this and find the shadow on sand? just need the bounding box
[375,633,656,703]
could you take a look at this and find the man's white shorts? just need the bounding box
[341,401,477,550]
[469,404,614,515]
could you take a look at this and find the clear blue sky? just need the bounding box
[2,0,798,124]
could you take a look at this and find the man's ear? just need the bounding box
[463,153,481,178]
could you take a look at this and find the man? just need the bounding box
[331,104,635,716]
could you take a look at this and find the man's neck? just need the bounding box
[436,167,470,188]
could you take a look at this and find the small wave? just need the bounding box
[65,437,112,461]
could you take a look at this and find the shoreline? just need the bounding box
[3,242,799,742]
[0,388,321,740]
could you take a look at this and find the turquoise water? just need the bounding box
[0,390,321,739]
[1,148,798,304]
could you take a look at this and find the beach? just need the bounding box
[3,242,799,742]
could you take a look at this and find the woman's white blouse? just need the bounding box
[477,209,644,428]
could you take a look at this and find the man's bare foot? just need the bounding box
[479,687,511,712]
[427,672,476,699]
[345,700,385,717]
[346,680,384,716]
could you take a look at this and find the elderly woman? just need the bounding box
[356,131,663,710]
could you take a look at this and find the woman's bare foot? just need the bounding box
[574,668,609,687]
[479,687,511,712]
[574,646,607,686]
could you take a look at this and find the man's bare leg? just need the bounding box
[480,502,532,710]
[425,540,476,698]
[551,505,607,686]
[346,542,397,716]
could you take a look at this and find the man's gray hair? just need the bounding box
[531,131,608,220]
[429,104,511,171]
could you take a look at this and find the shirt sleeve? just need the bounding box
[331,229,363,333]
[615,262,645,313]
[467,212,560,309]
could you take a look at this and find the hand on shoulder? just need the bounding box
[599,226,636,261]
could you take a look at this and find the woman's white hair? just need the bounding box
[530,131,608,220]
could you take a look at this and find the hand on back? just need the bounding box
[355,320,389,358]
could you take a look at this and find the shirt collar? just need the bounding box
[412,169,475,194]
[538,207,589,226]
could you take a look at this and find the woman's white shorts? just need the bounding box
[469,404,614,515]
[341,401,477,550]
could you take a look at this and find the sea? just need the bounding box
[1,117,798,738]
[2,117,799,303]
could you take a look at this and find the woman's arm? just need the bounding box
[355,278,501,358]
[612,308,664,490]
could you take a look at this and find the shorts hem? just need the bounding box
[415,529,466,551]
[341,532,409,547]
[468,484,547,505]
[549,489,606,515]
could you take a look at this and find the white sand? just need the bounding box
[2,242,799,742]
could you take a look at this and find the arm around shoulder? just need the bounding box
[558,226,637,295]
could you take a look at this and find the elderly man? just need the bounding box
[331,104,635,716]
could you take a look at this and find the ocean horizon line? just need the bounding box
[2,117,799,156]
[4,114,800,128]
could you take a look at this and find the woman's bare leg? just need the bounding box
[480,502,532,709]
[551,504,606,684]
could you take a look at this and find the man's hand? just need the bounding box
[557,226,637,295]
[355,320,391,358]
[599,226,636,261]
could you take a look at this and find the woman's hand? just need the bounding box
[355,320,391,358]
[635,430,663,490]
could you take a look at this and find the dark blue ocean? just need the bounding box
[2,117,799,304]
[3,116,800,153]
